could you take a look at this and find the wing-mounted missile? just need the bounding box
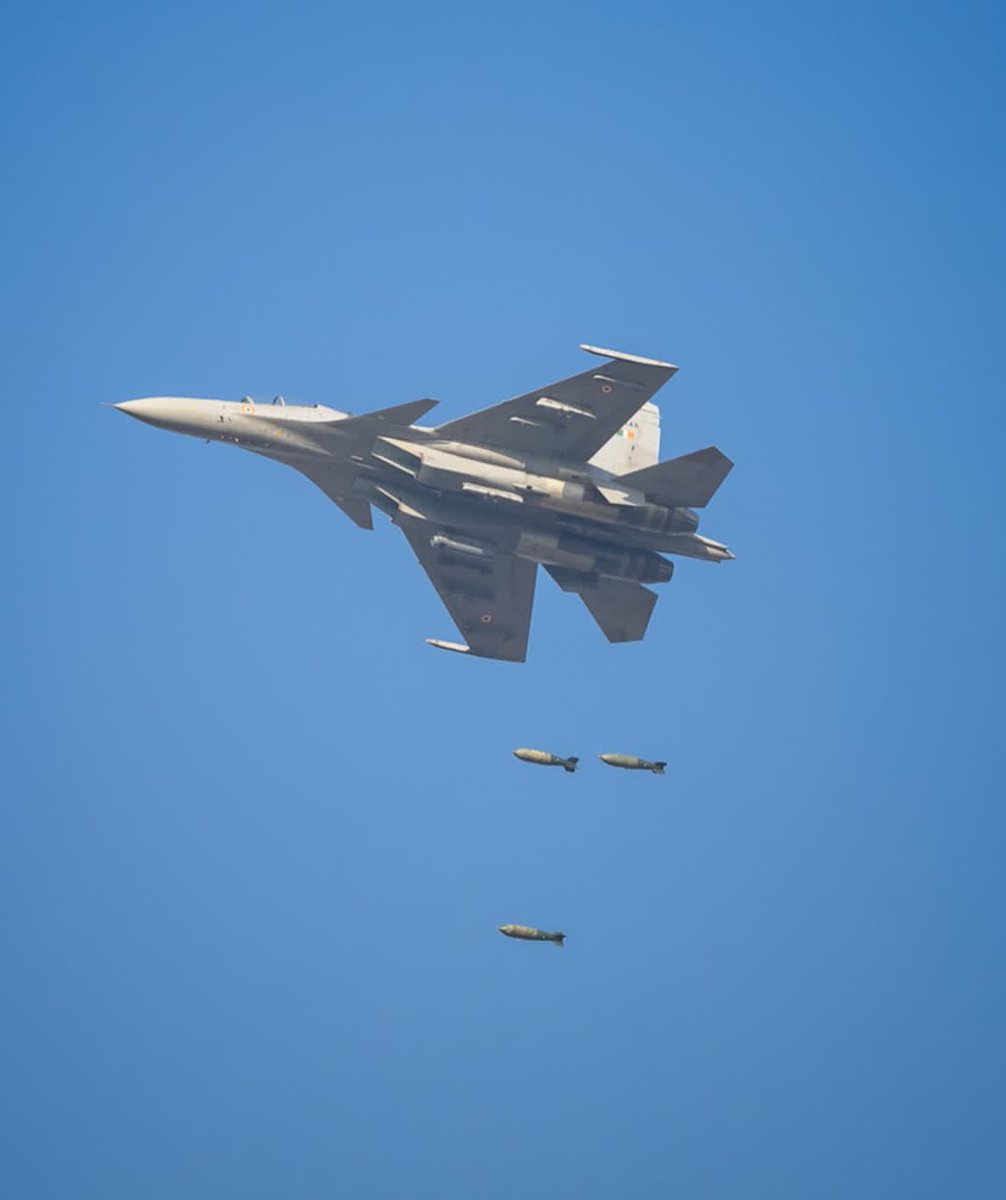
[429,534,495,559]
[459,482,526,503]
[428,535,498,581]
[425,638,473,655]
[533,396,596,421]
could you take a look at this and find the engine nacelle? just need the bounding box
[622,504,699,535]
[590,547,674,584]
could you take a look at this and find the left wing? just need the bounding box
[434,345,676,462]
[397,519,537,662]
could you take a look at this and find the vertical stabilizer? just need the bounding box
[588,401,660,475]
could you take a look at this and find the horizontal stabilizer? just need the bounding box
[546,568,657,643]
[620,446,733,508]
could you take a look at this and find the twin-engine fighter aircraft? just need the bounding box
[115,345,733,662]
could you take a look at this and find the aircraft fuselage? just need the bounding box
[114,396,731,572]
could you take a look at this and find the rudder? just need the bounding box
[588,401,660,475]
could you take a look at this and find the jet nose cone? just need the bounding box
[114,398,165,424]
[113,397,192,430]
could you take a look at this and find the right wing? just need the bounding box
[434,345,676,462]
[397,518,537,662]
[546,567,657,643]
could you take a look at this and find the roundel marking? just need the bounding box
[600,383,613,394]
[480,613,493,624]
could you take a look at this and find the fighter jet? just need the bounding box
[512,748,579,772]
[498,924,566,947]
[114,345,732,662]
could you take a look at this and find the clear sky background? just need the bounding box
[3,3,1004,1197]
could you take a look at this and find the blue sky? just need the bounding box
[2,2,1004,1196]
